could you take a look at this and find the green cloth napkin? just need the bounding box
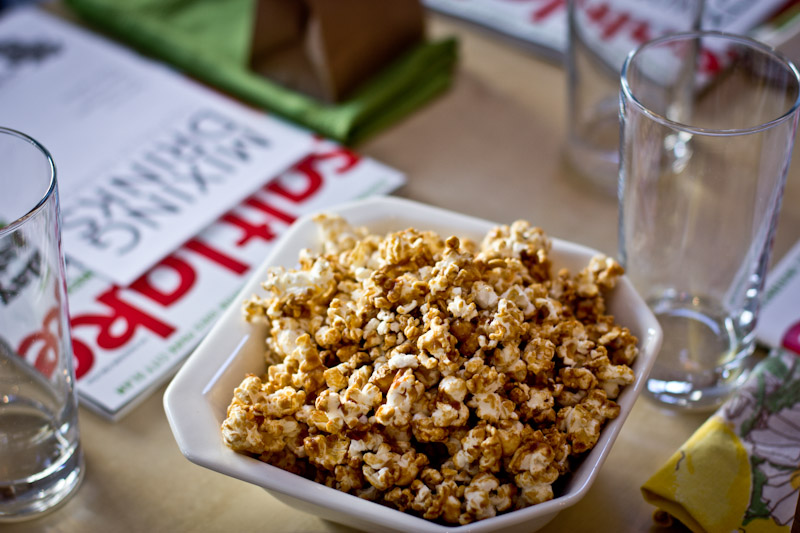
[64,0,458,144]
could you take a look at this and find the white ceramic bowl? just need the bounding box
[164,196,662,533]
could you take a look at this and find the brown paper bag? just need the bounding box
[249,0,425,103]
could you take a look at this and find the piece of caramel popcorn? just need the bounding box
[221,214,638,524]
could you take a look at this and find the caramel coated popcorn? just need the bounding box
[222,215,638,525]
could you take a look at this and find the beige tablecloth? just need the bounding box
[7,5,800,532]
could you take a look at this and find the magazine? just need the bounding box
[0,8,406,419]
[67,139,404,419]
[0,8,313,286]
[758,240,800,356]
[422,0,800,62]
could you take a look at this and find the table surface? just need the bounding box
[9,7,800,533]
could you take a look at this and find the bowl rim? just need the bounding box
[163,196,663,533]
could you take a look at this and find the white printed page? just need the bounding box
[422,0,790,58]
[64,139,405,418]
[758,240,800,355]
[0,8,314,285]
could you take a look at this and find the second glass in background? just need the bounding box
[619,32,800,410]
[566,0,704,192]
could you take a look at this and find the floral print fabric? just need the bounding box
[642,349,800,532]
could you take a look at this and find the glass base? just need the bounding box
[643,293,754,411]
[0,401,84,522]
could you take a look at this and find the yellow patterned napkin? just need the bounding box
[642,349,800,532]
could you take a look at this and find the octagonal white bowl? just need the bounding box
[164,196,662,533]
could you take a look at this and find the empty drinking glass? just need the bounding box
[619,32,800,410]
[0,127,84,521]
[566,0,704,192]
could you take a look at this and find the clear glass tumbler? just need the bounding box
[566,0,704,193]
[0,128,84,521]
[619,32,800,410]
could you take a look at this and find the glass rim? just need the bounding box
[620,30,800,136]
[0,127,57,236]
